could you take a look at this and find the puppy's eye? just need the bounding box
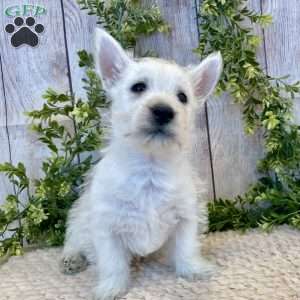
[131,82,147,93]
[177,92,188,104]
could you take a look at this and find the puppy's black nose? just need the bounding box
[150,104,175,126]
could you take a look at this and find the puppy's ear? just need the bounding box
[94,28,132,88]
[190,52,223,101]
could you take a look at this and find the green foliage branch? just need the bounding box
[0,53,105,258]
[78,0,169,47]
[0,0,167,259]
[197,0,300,231]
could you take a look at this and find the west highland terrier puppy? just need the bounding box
[61,28,223,300]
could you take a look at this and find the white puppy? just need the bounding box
[61,28,222,300]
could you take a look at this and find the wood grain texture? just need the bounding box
[0,60,13,204]
[0,0,70,189]
[136,0,214,200]
[63,0,98,99]
[136,0,200,65]
[262,0,300,124]
[206,0,264,199]
[0,58,7,128]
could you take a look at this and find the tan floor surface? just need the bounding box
[1,226,300,300]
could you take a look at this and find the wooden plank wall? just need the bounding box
[262,0,300,124]
[0,0,97,205]
[207,0,265,199]
[0,0,299,206]
[0,0,69,202]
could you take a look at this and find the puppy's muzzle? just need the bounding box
[150,103,175,127]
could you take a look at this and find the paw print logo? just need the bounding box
[5,17,44,48]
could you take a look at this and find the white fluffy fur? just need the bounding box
[62,28,223,300]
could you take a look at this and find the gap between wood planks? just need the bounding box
[193,0,217,201]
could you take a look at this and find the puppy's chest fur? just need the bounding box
[98,156,189,256]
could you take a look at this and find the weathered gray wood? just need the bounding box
[63,0,98,99]
[0,61,7,129]
[208,94,264,199]
[0,0,70,192]
[0,61,13,204]
[136,1,200,65]
[136,0,214,200]
[206,0,265,199]
[262,0,300,124]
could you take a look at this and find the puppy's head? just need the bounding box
[95,28,222,154]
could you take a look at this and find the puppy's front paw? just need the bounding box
[93,277,129,300]
[60,253,88,275]
[176,257,216,280]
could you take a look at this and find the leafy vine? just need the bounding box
[197,0,300,231]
